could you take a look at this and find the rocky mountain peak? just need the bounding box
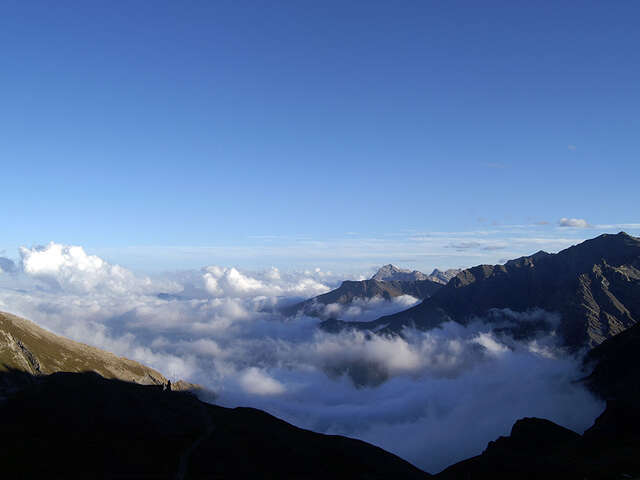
[371,265,428,282]
[370,265,461,285]
[428,268,462,284]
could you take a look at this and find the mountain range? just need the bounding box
[330,232,640,350]
[283,265,455,317]
[371,264,461,284]
[2,232,640,477]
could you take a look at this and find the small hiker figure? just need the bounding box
[166,380,171,392]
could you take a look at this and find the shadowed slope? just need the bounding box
[283,279,442,317]
[0,370,430,479]
[434,318,640,479]
[347,233,640,349]
[583,321,640,401]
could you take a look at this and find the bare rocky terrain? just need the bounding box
[0,310,167,385]
[372,264,460,284]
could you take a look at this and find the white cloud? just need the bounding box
[558,218,590,228]
[239,367,286,395]
[203,265,331,299]
[19,242,178,295]
[306,294,421,322]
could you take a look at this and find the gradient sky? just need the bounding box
[1,1,639,272]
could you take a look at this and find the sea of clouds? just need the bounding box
[0,242,604,473]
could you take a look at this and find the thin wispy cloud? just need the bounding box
[447,241,483,250]
[593,223,640,230]
[483,244,508,251]
[82,223,640,275]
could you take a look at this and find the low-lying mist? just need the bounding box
[0,243,604,472]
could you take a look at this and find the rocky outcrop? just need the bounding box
[371,264,430,282]
[0,311,167,386]
[371,265,460,285]
[426,268,461,285]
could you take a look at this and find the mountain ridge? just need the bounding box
[371,264,460,284]
[282,264,458,318]
[0,369,430,479]
[0,310,168,387]
[332,232,640,349]
[283,278,443,318]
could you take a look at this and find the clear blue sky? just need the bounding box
[1,1,639,271]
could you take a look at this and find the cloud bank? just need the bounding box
[0,242,604,473]
[19,242,177,294]
[302,294,421,323]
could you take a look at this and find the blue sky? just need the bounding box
[1,1,639,272]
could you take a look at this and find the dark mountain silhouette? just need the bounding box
[434,412,640,480]
[0,369,430,479]
[433,318,640,479]
[337,232,640,349]
[583,320,640,401]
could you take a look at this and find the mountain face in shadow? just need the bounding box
[583,320,640,402]
[0,310,167,386]
[283,279,443,318]
[0,310,430,478]
[0,370,430,479]
[283,264,445,318]
[433,318,640,479]
[341,232,640,349]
